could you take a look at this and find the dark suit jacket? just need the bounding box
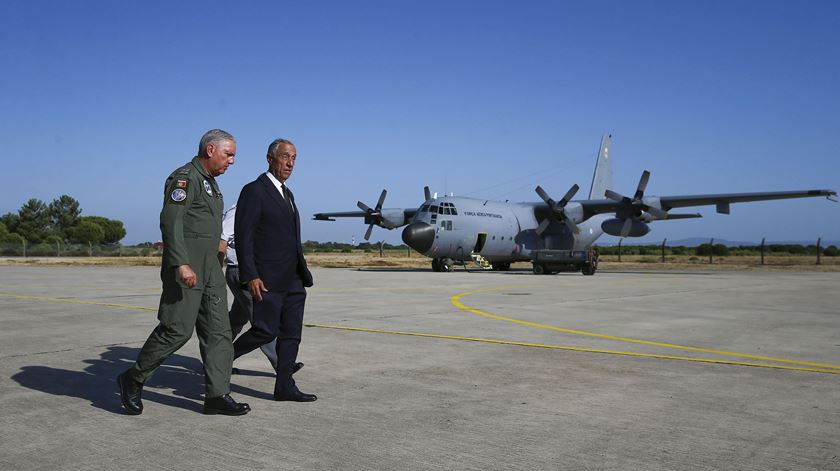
[234,173,313,290]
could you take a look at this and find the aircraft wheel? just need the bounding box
[431,258,441,272]
[532,263,546,275]
[492,262,510,271]
[440,258,455,272]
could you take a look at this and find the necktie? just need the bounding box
[281,183,295,214]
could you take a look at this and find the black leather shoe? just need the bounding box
[273,386,317,402]
[204,394,251,416]
[117,371,144,415]
[292,362,304,374]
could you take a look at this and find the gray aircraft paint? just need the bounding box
[314,133,837,273]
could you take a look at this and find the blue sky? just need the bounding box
[1,0,838,245]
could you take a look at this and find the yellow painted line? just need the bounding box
[451,286,840,371]
[5,291,839,375]
[306,323,840,375]
[0,293,157,311]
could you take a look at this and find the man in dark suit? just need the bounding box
[233,138,316,402]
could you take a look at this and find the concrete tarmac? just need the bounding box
[0,265,838,470]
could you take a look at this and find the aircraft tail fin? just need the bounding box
[588,133,613,199]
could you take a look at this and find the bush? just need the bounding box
[824,245,839,257]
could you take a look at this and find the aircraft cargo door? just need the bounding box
[473,233,487,253]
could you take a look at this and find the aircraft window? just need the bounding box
[492,236,496,240]
[447,220,453,230]
[438,206,444,214]
[443,208,451,215]
[430,205,438,214]
[451,208,458,215]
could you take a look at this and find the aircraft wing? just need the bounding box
[656,189,837,213]
[313,209,418,221]
[313,211,370,220]
[572,189,836,218]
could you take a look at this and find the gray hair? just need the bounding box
[198,129,235,157]
[267,138,294,159]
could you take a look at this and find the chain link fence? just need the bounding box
[0,242,163,257]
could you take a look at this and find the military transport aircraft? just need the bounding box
[314,134,837,275]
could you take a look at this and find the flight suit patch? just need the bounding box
[169,188,187,204]
[203,179,213,196]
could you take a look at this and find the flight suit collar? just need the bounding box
[190,156,213,180]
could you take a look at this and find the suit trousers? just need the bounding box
[232,277,306,393]
[225,266,278,370]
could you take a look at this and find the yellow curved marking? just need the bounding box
[306,323,840,375]
[451,286,840,371]
[4,291,839,375]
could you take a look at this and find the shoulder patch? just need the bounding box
[170,188,187,203]
[176,180,188,188]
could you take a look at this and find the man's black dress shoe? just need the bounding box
[117,371,144,415]
[204,394,251,416]
[273,387,317,402]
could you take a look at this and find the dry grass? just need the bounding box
[1,252,837,272]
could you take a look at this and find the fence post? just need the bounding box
[816,237,821,265]
[661,238,666,263]
[88,241,93,257]
[56,241,60,257]
[22,239,27,258]
[618,239,622,262]
[709,238,714,264]
[760,237,765,265]
[379,241,384,258]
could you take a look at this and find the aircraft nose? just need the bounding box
[402,221,435,254]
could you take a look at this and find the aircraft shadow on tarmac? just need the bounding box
[10,345,274,415]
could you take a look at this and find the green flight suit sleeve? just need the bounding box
[160,172,195,268]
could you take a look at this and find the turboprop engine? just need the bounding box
[601,218,650,237]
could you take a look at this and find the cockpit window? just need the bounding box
[443,207,451,215]
[429,205,438,214]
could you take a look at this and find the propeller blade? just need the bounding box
[634,171,650,200]
[535,218,552,236]
[620,218,633,237]
[375,189,387,211]
[535,186,553,206]
[559,184,579,206]
[357,201,373,212]
[364,223,374,241]
[604,189,624,202]
[424,186,431,201]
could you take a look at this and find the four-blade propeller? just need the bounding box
[357,189,388,240]
[603,170,666,237]
[534,184,580,235]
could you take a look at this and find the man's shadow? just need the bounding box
[10,345,273,415]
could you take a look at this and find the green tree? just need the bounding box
[68,221,105,244]
[79,216,126,244]
[0,221,7,239]
[17,199,51,243]
[824,245,839,257]
[0,212,20,234]
[48,195,81,239]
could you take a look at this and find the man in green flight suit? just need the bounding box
[118,129,250,416]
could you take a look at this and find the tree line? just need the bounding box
[1,195,126,245]
[597,243,839,257]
